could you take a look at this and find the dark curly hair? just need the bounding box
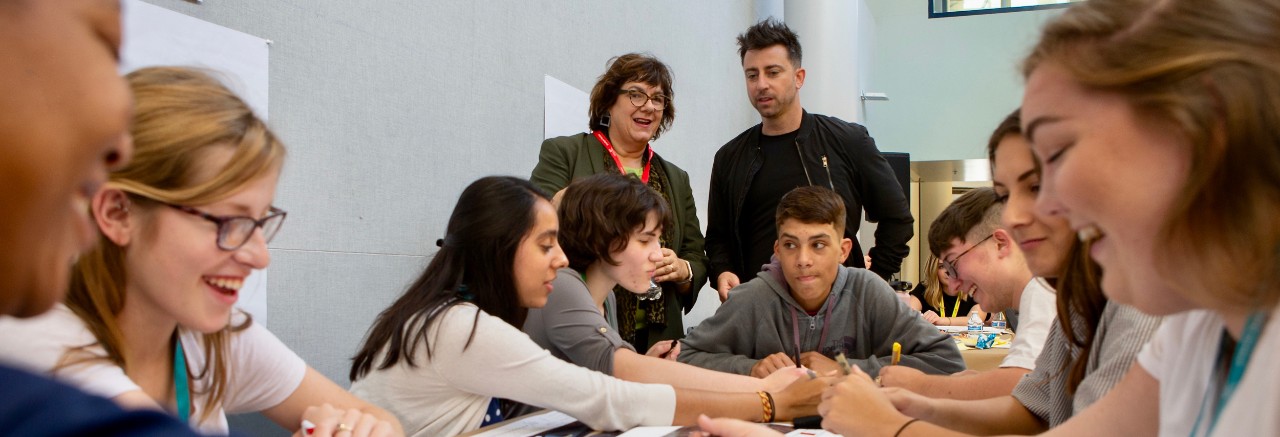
[587,53,676,140]
[558,173,672,273]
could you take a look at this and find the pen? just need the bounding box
[301,419,315,435]
[891,342,902,366]
[658,339,677,359]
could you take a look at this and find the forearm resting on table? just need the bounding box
[921,396,1045,435]
[614,348,762,393]
[902,367,1027,400]
[671,390,763,425]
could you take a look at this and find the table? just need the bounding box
[460,409,798,437]
[959,347,1010,371]
[948,328,1014,371]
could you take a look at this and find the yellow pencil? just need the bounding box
[891,342,902,366]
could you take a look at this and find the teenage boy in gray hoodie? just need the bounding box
[679,186,964,378]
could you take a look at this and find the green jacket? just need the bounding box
[530,133,710,344]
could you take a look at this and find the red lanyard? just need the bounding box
[593,130,653,183]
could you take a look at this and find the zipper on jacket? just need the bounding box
[795,140,814,186]
[821,155,835,190]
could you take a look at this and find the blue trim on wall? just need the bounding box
[927,1,1073,19]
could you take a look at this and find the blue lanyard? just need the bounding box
[174,336,191,424]
[1189,310,1267,437]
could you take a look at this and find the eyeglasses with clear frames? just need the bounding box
[164,203,288,251]
[619,88,668,110]
[940,233,994,281]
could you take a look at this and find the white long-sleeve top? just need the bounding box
[349,303,676,437]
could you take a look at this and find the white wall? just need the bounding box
[862,0,1061,161]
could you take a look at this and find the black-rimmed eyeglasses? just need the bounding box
[619,88,668,110]
[940,233,993,280]
[164,203,287,251]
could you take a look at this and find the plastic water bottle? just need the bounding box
[967,312,984,335]
[991,312,1008,331]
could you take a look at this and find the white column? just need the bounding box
[754,0,785,22]
[783,0,876,124]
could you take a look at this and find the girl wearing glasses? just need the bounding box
[0,67,401,436]
[531,53,708,353]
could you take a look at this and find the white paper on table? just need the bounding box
[938,326,1005,334]
[785,429,841,437]
[469,411,577,437]
[618,426,682,437]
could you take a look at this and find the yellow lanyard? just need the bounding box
[949,297,960,318]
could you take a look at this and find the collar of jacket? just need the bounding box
[748,109,815,149]
[757,262,852,314]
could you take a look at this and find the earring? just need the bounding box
[600,114,610,127]
[116,203,129,213]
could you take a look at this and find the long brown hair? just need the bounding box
[1024,0,1280,310]
[988,108,1106,394]
[351,177,550,381]
[64,66,286,422]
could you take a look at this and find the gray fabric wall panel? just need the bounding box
[137,1,756,434]
[262,250,427,385]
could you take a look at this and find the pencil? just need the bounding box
[891,342,902,366]
[658,340,677,359]
[835,353,851,375]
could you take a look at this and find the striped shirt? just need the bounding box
[1012,302,1162,426]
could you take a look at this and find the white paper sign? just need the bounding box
[543,75,590,140]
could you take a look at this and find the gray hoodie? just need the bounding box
[679,266,965,377]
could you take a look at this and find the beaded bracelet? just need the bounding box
[756,391,775,422]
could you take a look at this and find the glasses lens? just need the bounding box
[217,218,256,251]
[627,90,645,107]
[261,212,286,244]
[650,95,666,110]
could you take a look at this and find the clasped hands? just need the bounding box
[653,248,691,284]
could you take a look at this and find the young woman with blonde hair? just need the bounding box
[912,255,985,327]
[0,66,400,436]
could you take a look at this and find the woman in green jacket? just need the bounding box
[530,53,708,351]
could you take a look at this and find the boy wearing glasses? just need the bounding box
[679,187,963,378]
[879,187,1056,400]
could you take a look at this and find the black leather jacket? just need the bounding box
[706,111,914,281]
